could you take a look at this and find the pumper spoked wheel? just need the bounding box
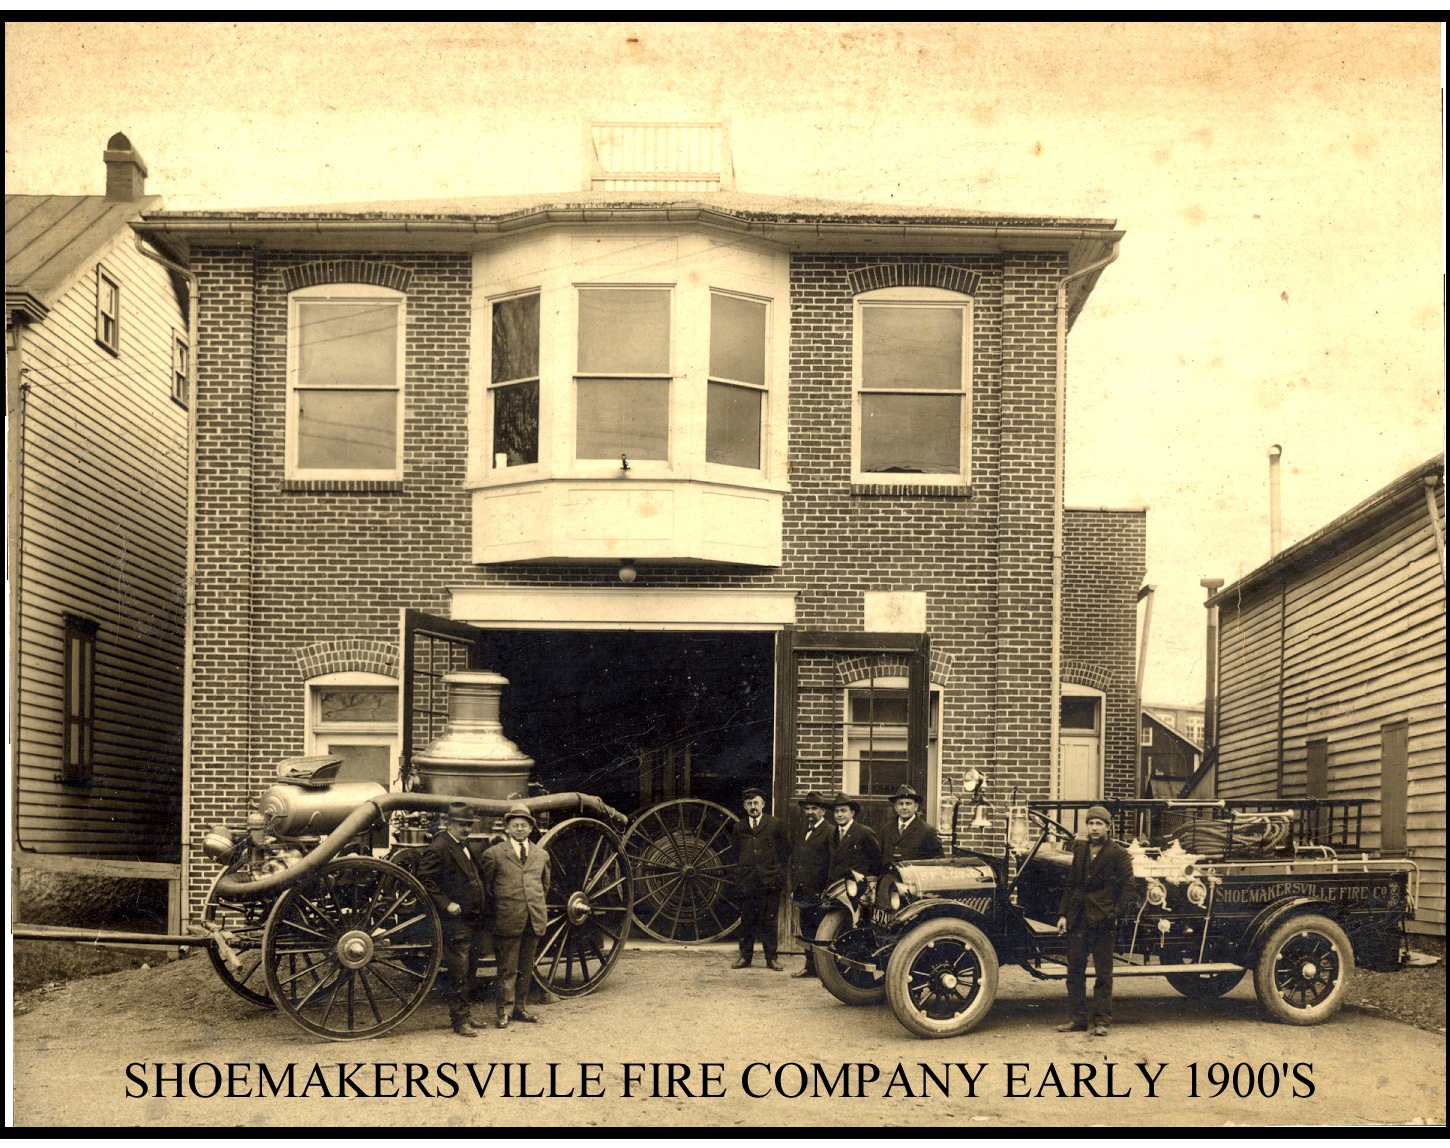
[262,856,441,1040]
[623,799,740,943]
[532,817,634,998]
[203,873,275,1008]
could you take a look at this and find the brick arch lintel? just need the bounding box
[294,639,399,682]
[282,260,414,294]
[1061,660,1112,693]
[848,263,981,297]
[835,649,955,688]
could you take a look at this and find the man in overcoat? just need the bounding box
[790,791,834,978]
[481,803,551,1029]
[730,786,792,970]
[826,792,883,883]
[417,801,488,1037]
[879,783,944,864]
[1055,804,1137,1037]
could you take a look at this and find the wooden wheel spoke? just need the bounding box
[371,910,429,941]
[354,967,385,1026]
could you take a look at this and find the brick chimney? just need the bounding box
[103,132,148,201]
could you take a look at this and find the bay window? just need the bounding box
[575,287,672,461]
[707,291,767,469]
[491,291,540,467]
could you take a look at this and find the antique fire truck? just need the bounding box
[810,796,1418,1038]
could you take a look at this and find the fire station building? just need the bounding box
[139,147,1143,921]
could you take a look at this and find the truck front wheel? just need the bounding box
[885,917,999,1038]
[814,909,887,1006]
[1253,913,1354,1025]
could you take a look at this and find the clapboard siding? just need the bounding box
[12,223,186,861]
[1213,471,1445,934]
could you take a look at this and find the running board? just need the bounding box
[1035,956,1246,977]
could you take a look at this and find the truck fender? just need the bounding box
[1242,897,1340,961]
[891,897,994,934]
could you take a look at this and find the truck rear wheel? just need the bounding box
[814,909,886,1006]
[1253,913,1353,1025]
[1165,968,1246,998]
[885,917,999,1038]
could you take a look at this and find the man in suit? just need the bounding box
[481,803,551,1029]
[1055,805,1137,1037]
[418,801,488,1037]
[879,783,944,864]
[790,791,834,979]
[827,792,883,883]
[730,786,791,970]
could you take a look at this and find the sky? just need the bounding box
[7,22,1444,707]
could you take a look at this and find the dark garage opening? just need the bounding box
[473,629,777,819]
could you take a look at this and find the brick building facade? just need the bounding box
[139,193,1140,920]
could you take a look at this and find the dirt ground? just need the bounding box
[10,942,1445,1128]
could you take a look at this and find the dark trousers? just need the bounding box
[493,929,541,1016]
[441,919,486,1025]
[737,884,779,962]
[795,898,827,972]
[1066,922,1116,1024]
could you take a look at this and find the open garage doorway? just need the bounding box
[465,629,775,820]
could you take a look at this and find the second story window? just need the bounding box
[96,267,121,354]
[491,292,540,468]
[854,287,972,486]
[172,331,190,408]
[707,291,767,469]
[62,615,99,785]
[287,284,405,480]
[575,286,671,461]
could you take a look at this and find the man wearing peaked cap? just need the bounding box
[827,792,883,883]
[880,783,944,864]
[791,791,834,978]
[1054,804,1136,1038]
[730,786,791,971]
[481,803,551,1028]
[417,802,488,1037]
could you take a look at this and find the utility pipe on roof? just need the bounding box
[134,233,198,934]
[1050,241,1120,800]
[1269,444,1283,556]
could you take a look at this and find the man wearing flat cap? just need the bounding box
[418,802,488,1037]
[879,783,944,864]
[791,791,834,978]
[1055,804,1136,1037]
[827,792,883,883]
[481,803,552,1029]
[730,786,791,970]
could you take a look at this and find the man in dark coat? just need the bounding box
[879,783,944,864]
[1055,804,1137,1037]
[827,792,883,883]
[418,801,488,1037]
[730,786,791,970]
[790,791,834,978]
[481,803,552,1028]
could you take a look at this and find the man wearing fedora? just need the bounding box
[481,803,551,1029]
[790,791,834,978]
[418,801,489,1037]
[879,783,944,864]
[1055,804,1136,1038]
[730,786,792,970]
[827,792,883,883]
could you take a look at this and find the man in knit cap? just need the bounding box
[1055,804,1136,1037]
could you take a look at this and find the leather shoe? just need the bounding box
[792,967,817,979]
[765,959,784,972]
[1055,1021,1087,1032]
[453,1022,478,1038]
[731,957,751,970]
[511,1009,538,1023]
[495,1015,510,1029]
[1092,1024,1110,1037]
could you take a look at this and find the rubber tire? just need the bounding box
[885,917,999,1039]
[814,909,887,1006]
[1253,913,1354,1025]
[1165,968,1247,998]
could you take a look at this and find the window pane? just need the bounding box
[319,689,398,724]
[849,690,909,726]
[297,389,397,470]
[862,306,962,390]
[493,380,539,467]
[297,301,398,389]
[861,751,910,796]
[325,744,392,787]
[861,393,960,473]
[1061,696,1099,731]
[706,382,761,468]
[710,294,766,386]
[578,289,670,374]
[492,294,539,384]
[576,379,669,460]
